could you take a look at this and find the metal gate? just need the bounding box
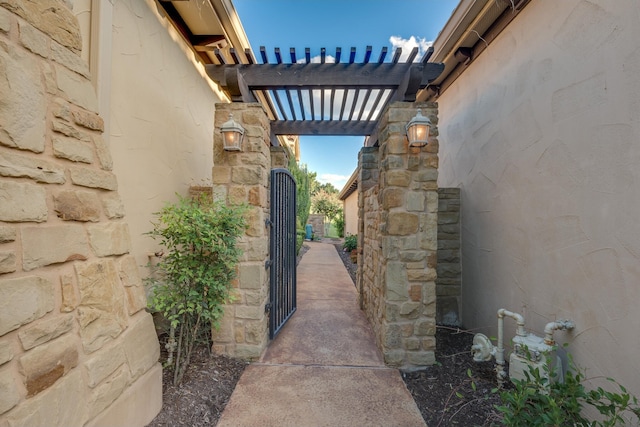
[268,168,297,339]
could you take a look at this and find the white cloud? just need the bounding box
[297,55,336,64]
[319,173,351,190]
[389,36,433,62]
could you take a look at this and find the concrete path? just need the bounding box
[216,241,426,427]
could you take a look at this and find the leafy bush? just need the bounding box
[296,229,305,255]
[497,352,640,426]
[343,234,357,252]
[146,194,247,385]
[335,209,345,237]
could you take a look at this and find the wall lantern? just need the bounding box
[221,113,245,151]
[406,109,431,148]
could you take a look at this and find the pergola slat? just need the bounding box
[349,47,356,63]
[392,47,402,63]
[335,47,342,63]
[339,89,349,121]
[290,48,296,63]
[406,47,419,64]
[260,46,268,63]
[378,47,388,63]
[364,46,372,63]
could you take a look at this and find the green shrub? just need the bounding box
[146,194,247,385]
[335,210,345,237]
[497,351,640,426]
[343,234,357,252]
[296,229,305,255]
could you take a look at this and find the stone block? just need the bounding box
[409,285,422,302]
[53,135,94,163]
[0,275,54,336]
[70,166,117,190]
[93,134,113,171]
[84,363,162,427]
[18,314,74,350]
[383,323,402,348]
[386,212,419,236]
[238,262,265,290]
[383,349,405,367]
[385,262,409,301]
[101,194,125,219]
[52,117,87,140]
[405,338,420,351]
[18,333,78,396]
[3,370,88,426]
[0,40,46,153]
[231,166,263,185]
[0,226,16,243]
[0,7,10,32]
[400,302,422,318]
[0,340,12,366]
[245,206,265,237]
[248,186,267,207]
[0,370,19,415]
[0,251,15,274]
[55,64,98,111]
[121,313,160,380]
[406,191,425,212]
[54,190,101,222]
[60,273,78,312]
[0,181,47,222]
[244,319,266,345]
[381,187,404,209]
[51,40,90,79]
[118,256,146,315]
[213,306,235,343]
[22,225,90,270]
[87,367,130,420]
[408,268,437,282]
[88,222,131,257]
[414,318,436,337]
[233,344,262,360]
[76,259,128,353]
[235,305,263,320]
[19,20,49,58]
[407,350,436,366]
[0,148,66,183]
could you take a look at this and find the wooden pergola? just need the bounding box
[206,46,444,145]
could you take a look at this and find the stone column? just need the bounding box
[357,146,380,309]
[211,103,271,360]
[367,102,440,369]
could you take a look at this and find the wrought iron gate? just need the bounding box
[268,168,297,339]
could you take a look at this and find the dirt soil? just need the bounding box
[147,242,503,426]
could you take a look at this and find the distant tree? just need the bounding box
[312,189,341,223]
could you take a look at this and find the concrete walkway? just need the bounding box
[216,241,426,427]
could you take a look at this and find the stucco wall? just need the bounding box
[437,0,640,394]
[343,190,358,236]
[109,0,224,273]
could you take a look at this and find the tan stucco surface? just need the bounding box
[109,0,224,271]
[343,190,358,236]
[436,0,640,394]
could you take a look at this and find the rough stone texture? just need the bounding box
[52,135,95,163]
[19,19,49,58]
[101,193,125,219]
[2,370,88,426]
[88,222,131,256]
[22,225,90,270]
[55,63,98,111]
[92,134,113,171]
[360,103,439,370]
[70,166,118,190]
[0,275,54,336]
[54,190,101,222]
[0,6,10,32]
[121,313,159,380]
[211,103,271,359]
[17,314,74,350]
[0,148,66,183]
[18,333,78,396]
[87,366,130,419]
[60,273,78,313]
[118,256,146,315]
[0,39,46,153]
[0,180,48,222]
[0,226,15,243]
[0,250,15,274]
[84,343,127,388]
[0,370,19,415]
[0,340,12,365]
[75,259,128,353]
[0,0,82,51]
[51,40,90,78]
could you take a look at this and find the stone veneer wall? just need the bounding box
[211,102,272,360]
[359,102,439,370]
[436,188,461,326]
[307,214,324,238]
[0,2,161,426]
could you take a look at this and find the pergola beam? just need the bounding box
[271,120,376,136]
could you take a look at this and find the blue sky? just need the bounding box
[233,0,460,190]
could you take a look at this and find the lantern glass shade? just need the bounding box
[406,109,431,147]
[221,114,245,151]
